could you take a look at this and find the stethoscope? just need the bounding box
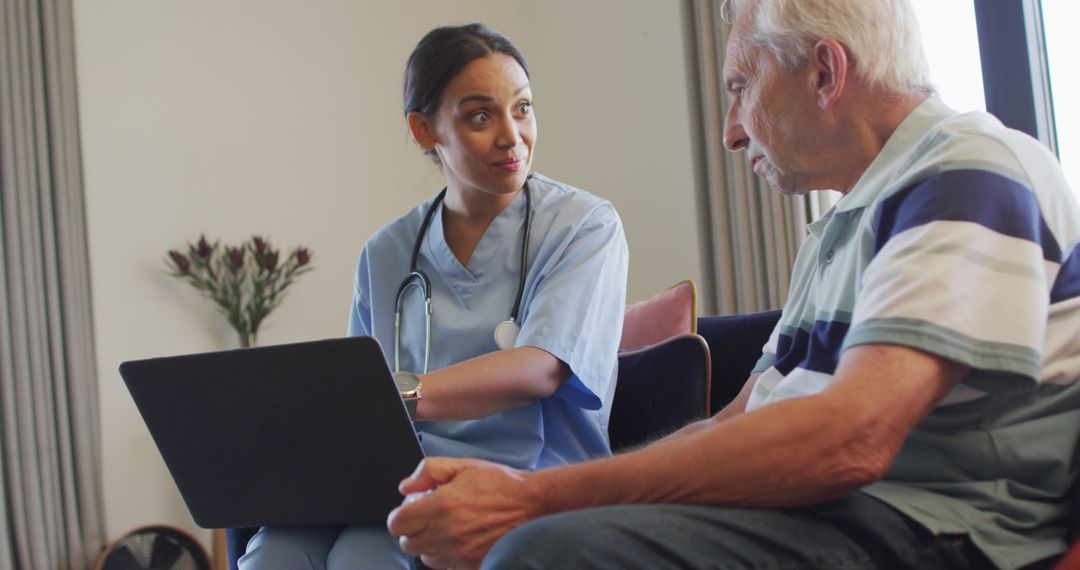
[394,179,532,373]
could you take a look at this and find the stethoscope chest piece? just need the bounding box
[493,320,520,350]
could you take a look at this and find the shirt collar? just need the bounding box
[833,96,958,212]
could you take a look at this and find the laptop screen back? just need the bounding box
[121,336,423,529]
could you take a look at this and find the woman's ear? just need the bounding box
[407,111,437,150]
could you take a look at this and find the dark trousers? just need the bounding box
[482,492,1010,569]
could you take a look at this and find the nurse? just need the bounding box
[239,23,628,569]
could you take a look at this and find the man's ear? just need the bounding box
[811,38,849,109]
[407,111,437,150]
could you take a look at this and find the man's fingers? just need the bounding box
[387,497,429,537]
[399,457,476,494]
[389,457,519,567]
[398,527,456,568]
[398,532,421,555]
[398,458,435,494]
[419,553,454,569]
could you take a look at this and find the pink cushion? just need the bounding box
[620,280,697,350]
[1054,539,1080,570]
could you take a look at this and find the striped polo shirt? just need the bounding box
[749,97,1080,569]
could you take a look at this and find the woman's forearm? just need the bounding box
[415,346,570,420]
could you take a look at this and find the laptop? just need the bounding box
[120,336,424,529]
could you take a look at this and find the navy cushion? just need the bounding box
[608,334,711,452]
[697,310,781,414]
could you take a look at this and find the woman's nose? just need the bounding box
[495,118,521,149]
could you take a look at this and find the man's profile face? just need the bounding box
[722,14,824,195]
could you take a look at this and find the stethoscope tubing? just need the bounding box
[394,273,432,374]
[394,179,532,373]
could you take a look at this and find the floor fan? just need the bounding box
[94,525,211,570]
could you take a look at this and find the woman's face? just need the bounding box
[420,53,536,200]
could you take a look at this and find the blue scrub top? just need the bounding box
[349,173,629,470]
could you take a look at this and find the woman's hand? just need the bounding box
[387,457,541,569]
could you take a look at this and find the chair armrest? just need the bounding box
[609,333,711,452]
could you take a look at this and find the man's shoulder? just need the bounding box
[871,108,1071,221]
[906,111,1035,185]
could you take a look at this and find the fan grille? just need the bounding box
[98,525,210,570]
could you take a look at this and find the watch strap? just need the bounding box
[402,395,418,419]
[403,397,419,418]
[394,371,421,419]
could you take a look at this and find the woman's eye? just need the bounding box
[469,111,491,125]
[517,101,532,115]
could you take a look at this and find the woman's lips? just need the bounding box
[493,158,522,172]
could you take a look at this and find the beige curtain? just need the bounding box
[1,0,107,568]
[686,0,837,315]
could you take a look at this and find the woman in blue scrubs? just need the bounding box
[240,23,628,569]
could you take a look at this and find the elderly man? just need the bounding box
[387,1,1080,568]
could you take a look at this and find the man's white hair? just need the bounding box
[728,0,935,95]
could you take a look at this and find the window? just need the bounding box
[1042,0,1080,195]
[913,0,1077,198]
[910,0,986,113]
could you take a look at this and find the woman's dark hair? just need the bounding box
[404,25,529,164]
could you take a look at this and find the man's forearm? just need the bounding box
[527,345,966,517]
[529,394,876,516]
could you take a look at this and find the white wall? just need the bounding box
[74,0,703,545]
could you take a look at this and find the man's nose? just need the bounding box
[723,105,748,152]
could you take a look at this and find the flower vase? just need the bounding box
[240,332,257,348]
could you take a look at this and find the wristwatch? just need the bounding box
[393,371,422,419]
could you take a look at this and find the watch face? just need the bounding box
[394,371,420,393]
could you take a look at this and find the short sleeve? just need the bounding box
[347,247,373,337]
[748,314,784,374]
[751,354,775,374]
[846,169,1054,392]
[516,203,629,408]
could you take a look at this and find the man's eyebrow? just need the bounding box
[455,84,531,109]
